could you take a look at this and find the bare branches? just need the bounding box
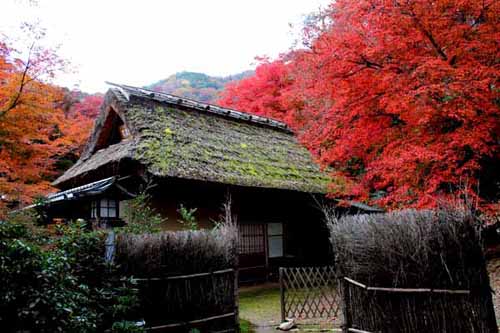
[0,42,35,117]
[115,225,238,277]
[328,208,497,331]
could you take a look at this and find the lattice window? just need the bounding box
[238,224,265,254]
[91,198,119,219]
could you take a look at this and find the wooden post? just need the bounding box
[341,278,351,333]
[234,268,240,333]
[279,267,286,323]
[264,223,269,281]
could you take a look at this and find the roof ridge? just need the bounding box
[105,82,292,133]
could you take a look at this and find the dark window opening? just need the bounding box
[91,198,119,219]
[93,109,131,152]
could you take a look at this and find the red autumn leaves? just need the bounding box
[220,0,500,215]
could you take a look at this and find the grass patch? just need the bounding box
[239,318,255,333]
[239,283,281,327]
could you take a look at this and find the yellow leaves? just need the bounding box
[164,127,174,136]
[240,143,248,149]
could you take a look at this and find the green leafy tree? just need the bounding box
[177,204,198,230]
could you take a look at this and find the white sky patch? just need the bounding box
[1,0,330,93]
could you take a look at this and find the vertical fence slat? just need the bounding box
[280,267,286,323]
[137,269,237,332]
[341,278,351,333]
[234,268,239,332]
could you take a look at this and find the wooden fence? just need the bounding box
[135,268,238,333]
[279,266,341,323]
[341,277,496,333]
[279,267,492,333]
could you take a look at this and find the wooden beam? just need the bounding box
[134,268,234,281]
[147,312,235,331]
[343,277,470,294]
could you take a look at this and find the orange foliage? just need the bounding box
[0,31,99,212]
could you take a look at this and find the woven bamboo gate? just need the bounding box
[135,268,238,333]
[279,266,342,324]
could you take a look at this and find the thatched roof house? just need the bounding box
[54,83,330,192]
[49,83,378,281]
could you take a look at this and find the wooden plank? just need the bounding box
[344,277,367,289]
[147,312,235,330]
[234,269,239,332]
[280,267,286,323]
[341,279,352,333]
[344,277,469,294]
[366,286,470,294]
[348,328,374,333]
[134,268,234,281]
[237,265,266,271]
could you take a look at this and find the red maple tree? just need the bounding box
[220,0,500,216]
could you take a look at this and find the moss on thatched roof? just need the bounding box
[54,84,331,193]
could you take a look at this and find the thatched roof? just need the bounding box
[53,83,331,193]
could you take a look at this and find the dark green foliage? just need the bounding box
[0,218,143,332]
[3,210,54,246]
[56,221,107,285]
[177,204,198,230]
[0,221,98,332]
[111,321,145,333]
[0,219,27,239]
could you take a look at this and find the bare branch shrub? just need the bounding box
[115,223,237,278]
[327,206,497,332]
[113,210,238,330]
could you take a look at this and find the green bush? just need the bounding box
[0,218,143,332]
[0,224,98,332]
[111,321,145,333]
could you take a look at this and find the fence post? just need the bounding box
[234,268,240,332]
[279,267,285,323]
[341,278,351,333]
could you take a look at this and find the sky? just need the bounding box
[1,0,330,93]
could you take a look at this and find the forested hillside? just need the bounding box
[146,71,253,103]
